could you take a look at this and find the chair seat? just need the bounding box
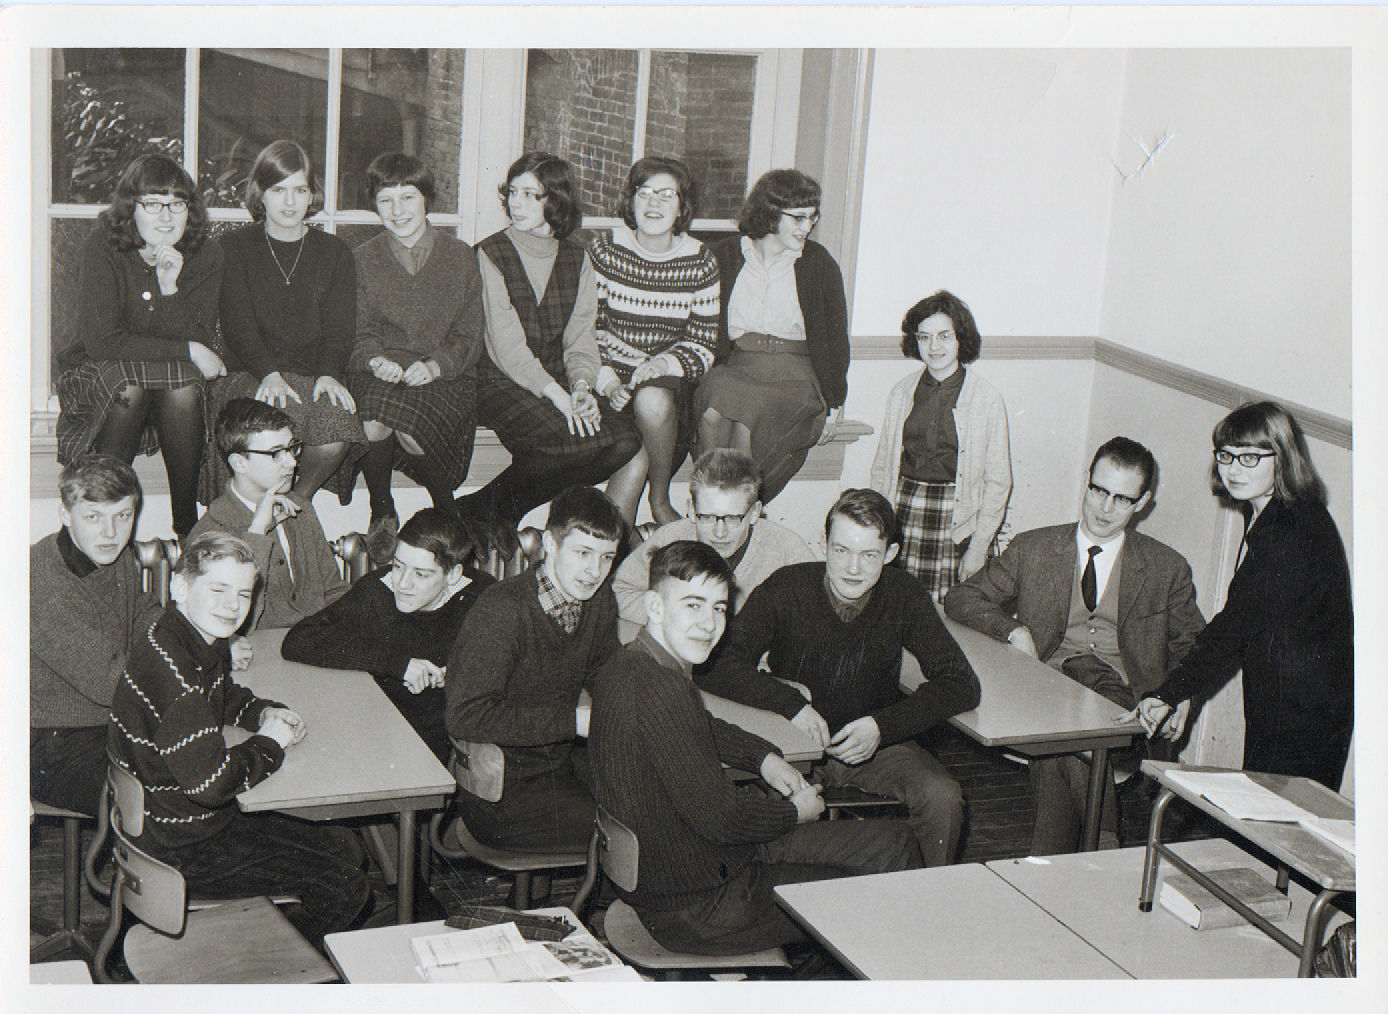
[440,816,587,873]
[123,897,337,984]
[31,801,90,821]
[603,900,790,971]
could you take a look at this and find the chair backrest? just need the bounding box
[108,761,146,838]
[595,807,640,893]
[109,819,188,937]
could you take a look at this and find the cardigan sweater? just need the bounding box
[589,631,797,911]
[30,531,161,727]
[108,605,285,849]
[590,227,719,383]
[611,517,817,628]
[61,227,224,370]
[710,237,849,409]
[219,224,356,381]
[281,565,494,679]
[349,228,486,380]
[188,489,348,630]
[445,567,620,780]
[699,563,981,745]
[871,366,1012,547]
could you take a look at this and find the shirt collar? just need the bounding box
[385,223,435,269]
[822,569,873,622]
[57,527,100,578]
[634,628,692,677]
[536,566,577,618]
[1076,524,1125,558]
[922,365,965,390]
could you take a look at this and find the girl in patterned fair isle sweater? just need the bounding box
[589,156,720,526]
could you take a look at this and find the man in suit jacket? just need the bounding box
[944,437,1205,853]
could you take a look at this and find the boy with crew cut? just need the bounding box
[444,485,623,854]
[590,540,919,955]
[31,455,162,815]
[190,397,347,629]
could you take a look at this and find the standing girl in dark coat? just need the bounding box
[1131,402,1353,789]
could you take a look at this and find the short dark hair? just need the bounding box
[497,152,583,239]
[175,530,256,579]
[99,153,208,256]
[1211,401,1326,504]
[59,454,142,511]
[649,539,734,596]
[216,398,295,463]
[397,507,473,571]
[900,290,982,365]
[244,139,324,222]
[545,485,624,544]
[825,488,898,546]
[1090,437,1157,497]
[617,156,697,235]
[366,151,436,205]
[689,449,762,502]
[738,169,821,240]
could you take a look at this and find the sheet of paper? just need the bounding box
[411,922,528,969]
[1297,816,1355,856]
[422,943,571,983]
[1163,770,1315,822]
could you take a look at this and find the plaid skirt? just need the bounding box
[346,370,479,491]
[55,358,204,465]
[476,371,638,460]
[198,370,368,505]
[894,476,963,600]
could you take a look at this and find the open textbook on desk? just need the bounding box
[410,921,628,983]
[1162,769,1355,855]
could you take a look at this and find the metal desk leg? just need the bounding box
[1299,890,1341,977]
[1081,746,1111,851]
[397,809,417,924]
[1138,788,1176,911]
[1275,866,1290,893]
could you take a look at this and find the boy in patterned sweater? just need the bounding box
[108,531,368,944]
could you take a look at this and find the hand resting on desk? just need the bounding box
[260,706,307,748]
[760,753,810,797]
[792,705,831,749]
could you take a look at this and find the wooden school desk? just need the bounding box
[902,608,1140,851]
[323,906,642,983]
[232,629,456,923]
[989,839,1351,978]
[702,690,822,765]
[773,864,1125,979]
[1138,761,1355,976]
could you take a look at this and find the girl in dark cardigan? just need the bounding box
[56,154,224,537]
[1131,402,1354,789]
[695,169,849,504]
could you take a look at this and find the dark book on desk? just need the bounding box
[1158,867,1291,930]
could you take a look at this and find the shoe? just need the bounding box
[366,513,398,567]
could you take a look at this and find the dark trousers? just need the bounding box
[31,725,108,815]
[638,818,920,955]
[456,750,595,854]
[145,812,370,945]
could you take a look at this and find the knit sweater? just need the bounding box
[30,531,162,727]
[108,605,285,849]
[710,237,849,409]
[281,565,494,679]
[219,224,356,381]
[590,227,719,383]
[189,489,348,630]
[699,563,981,745]
[349,228,486,380]
[590,631,797,911]
[445,567,620,780]
[61,226,224,370]
[611,518,817,627]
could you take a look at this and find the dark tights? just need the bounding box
[361,436,458,518]
[94,383,203,538]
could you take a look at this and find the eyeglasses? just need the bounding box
[693,507,752,529]
[635,186,680,204]
[137,198,188,215]
[1086,482,1141,510]
[241,440,304,462]
[1214,449,1276,468]
[505,186,546,202]
[916,329,957,346]
[781,210,820,229]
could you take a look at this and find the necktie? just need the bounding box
[558,600,581,634]
[1081,545,1101,612]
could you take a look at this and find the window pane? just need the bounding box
[524,49,638,218]
[49,218,96,378]
[198,49,329,210]
[51,49,185,205]
[339,49,464,214]
[648,51,756,220]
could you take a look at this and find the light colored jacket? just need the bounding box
[870,365,1012,548]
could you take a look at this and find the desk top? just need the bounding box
[233,630,453,815]
[774,864,1126,979]
[29,960,94,984]
[988,839,1351,979]
[701,690,821,764]
[1145,761,1355,891]
[907,608,1139,753]
[323,907,642,983]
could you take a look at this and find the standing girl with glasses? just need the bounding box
[209,139,366,508]
[695,169,849,505]
[588,156,721,524]
[1129,401,1353,790]
[56,153,224,538]
[870,290,1012,600]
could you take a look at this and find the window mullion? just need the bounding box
[184,49,199,180]
[632,49,652,161]
[323,48,343,229]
